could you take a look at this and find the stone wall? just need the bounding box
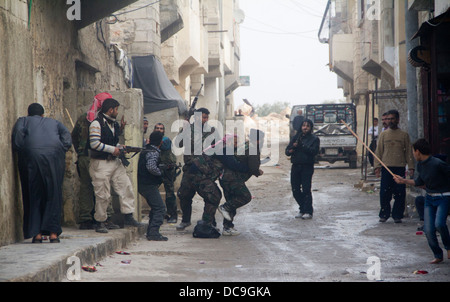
[0,0,144,246]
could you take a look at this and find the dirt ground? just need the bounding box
[77,142,450,283]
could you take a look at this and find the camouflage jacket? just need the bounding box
[71,113,90,157]
[179,123,216,167]
[221,142,261,182]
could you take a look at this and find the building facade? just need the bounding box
[0,0,243,246]
[321,0,450,165]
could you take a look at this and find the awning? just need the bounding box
[131,55,188,115]
[411,8,450,40]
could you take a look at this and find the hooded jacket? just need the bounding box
[285,119,320,165]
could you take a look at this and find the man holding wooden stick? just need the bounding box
[374,110,415,223]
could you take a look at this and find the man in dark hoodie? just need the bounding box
[285,119,320,219]
[138,131,167,241]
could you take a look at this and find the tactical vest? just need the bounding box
[137,146,163,186]
[90,115,120,160]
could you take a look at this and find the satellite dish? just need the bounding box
[234,9,245,24]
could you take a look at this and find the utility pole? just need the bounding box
[405,1,419,142]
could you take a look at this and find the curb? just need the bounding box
[0,225,147,282]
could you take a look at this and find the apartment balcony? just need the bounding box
[160,0,184,43]
[331,34,354,83]
[161,1,208,87]
[408,0,435,11]
[75,0,139,29]
[361,20,382,78]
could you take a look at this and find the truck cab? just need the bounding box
[305,103,358,168]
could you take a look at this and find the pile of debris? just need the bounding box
[235,102,290,144]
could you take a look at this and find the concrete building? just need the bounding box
[109,0,243,138]
[0,0,146,247]
[320,0,450,167]
[160,0,242,126]
[0,0,243,246]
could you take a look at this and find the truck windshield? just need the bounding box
[305,103,356,132]
[324,112,337,123]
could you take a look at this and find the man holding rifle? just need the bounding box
[285,119,320,219]
[88,98,142,233]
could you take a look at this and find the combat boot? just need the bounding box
[95,222,108,233]
[176,221,191,230]
[124,214,143,227]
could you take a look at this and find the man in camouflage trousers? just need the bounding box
[218,129,264,236]
[175,108,217,230]
[188,134,250,231]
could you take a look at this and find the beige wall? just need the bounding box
[0,0,144,246]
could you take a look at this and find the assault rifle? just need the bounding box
[293,132,305,149]
[187,84,204,119]
[118,146,143,167]
[287,132,305,155]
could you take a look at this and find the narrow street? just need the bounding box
[77,142,449,283]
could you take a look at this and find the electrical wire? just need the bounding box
[112,0,162,16]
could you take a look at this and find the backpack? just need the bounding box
[192,221,221,239]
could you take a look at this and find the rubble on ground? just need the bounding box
[235,103,290,143]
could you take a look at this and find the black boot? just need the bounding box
[124,213,142,227]
[95,221,108,233]
[146,233,168,241]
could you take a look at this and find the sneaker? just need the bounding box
[218,205,232,221]
[379,218,387,223]
[222,227,240,236]
[302,213,313,220]
[146,234,168,241]
[295,212,304,219]
[394,219,402,223]
[95,222,108,233]
[176,221,191,231]
[124,214,143,227]
[105,220,120,230]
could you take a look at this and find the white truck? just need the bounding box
[305,103,358,168]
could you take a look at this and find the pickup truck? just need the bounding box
[305,103,358,168]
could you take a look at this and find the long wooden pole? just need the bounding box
[340,120,396,177]
[65,108,75,129]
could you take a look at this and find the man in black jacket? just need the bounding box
[138,131,168,241]
[285,119,320,219]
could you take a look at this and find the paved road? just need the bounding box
[76,143,450,283]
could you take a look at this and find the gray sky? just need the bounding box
[234,0,344,110]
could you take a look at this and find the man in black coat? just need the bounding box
[285,119,320,219]
[12,103,72,243]
[138,131,167,241]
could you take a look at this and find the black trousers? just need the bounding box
[139,184,166,236]
[379,167,406,220]
[290,163,314,215]
[368,139,377,167]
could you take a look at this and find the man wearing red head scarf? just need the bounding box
[71,93,119,230]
